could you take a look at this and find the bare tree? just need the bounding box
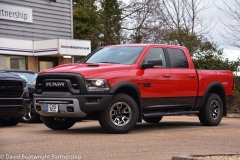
[119,0,165,43]
[155,0,214,55]
[119,0,214,49]
[218,0,240,48]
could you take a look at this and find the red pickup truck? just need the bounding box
[33,44,235,134]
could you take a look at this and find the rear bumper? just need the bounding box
[0,98,28,118]
[33,93,113,118]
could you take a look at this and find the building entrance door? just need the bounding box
[38,57,58,72]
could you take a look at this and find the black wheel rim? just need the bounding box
[210,100,220,119]
[110,102,132,126]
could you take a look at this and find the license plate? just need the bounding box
[46,104,59,112]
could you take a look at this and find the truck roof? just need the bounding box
[103,44,187,49]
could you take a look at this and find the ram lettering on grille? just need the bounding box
[45,82,66,87]
[0,86,13,90]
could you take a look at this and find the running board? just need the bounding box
[143,111,200,117]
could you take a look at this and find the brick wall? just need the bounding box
[58,57,72,65]
[27,56,71,72]
[28,56,38,72]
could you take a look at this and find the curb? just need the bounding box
[172,154,240,160]
[172,115,240,160]
[172,155,204,160]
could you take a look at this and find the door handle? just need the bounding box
[189,75,195,78]
[163,75,170,78]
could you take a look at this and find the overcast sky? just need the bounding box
[203,0,240,60]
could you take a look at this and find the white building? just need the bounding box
[0,0,91,72]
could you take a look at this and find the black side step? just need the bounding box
[143,111,200,117]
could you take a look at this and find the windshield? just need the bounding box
[85,46,145,65]
[11,72,38,85]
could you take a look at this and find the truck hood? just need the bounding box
[40,63,132,78]
[0,71,24,82]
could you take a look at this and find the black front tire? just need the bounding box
[199,93,223,126]
[99,93,139,134]
[143,116,162,123]
[41,116,76,130]
[0,118,21,126]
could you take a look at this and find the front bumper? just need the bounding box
[33,93,113,118]
[0,98,28,118]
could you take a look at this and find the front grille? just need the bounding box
[0,99,23,106]
[36,75,81,94]
[0,107,18,113]
[0,81,23,98]
[42,83,69,92]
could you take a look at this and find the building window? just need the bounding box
[39,61,54,71]
[0,55,27,70]
[38,57,58,72]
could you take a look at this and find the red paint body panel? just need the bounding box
[197,70,234,96]
[171,68,198,97]
[39,44,234,100]
[41,63,131,78]
[140,68,172,98]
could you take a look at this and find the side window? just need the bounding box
[143,48,166,68]
[167,48,189,68]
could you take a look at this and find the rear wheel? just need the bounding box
[41,116,76,130]
[143,116,162,123]
[0,118,21,126]
[99,93,139,134]
[199,93,223,126]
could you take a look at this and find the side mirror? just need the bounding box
[140,59,162,69]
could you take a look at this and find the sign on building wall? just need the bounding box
[34,39,58,56]
[0,3,33,23]
[0,38,91,56]
[0,38,33,56]
[59,39,91,56]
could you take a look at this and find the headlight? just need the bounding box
[86,79,110,91]
[23,80,28,90]
[22,80,29,98]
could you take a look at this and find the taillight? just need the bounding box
[233,78,235,90]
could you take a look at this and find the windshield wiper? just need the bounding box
[98,62,120,64]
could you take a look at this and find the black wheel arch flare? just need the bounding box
[197,82,227,116]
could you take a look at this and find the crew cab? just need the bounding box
[33,44,235,133]
[0,71,28,126]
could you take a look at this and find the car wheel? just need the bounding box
[199,93,223,126]
[143,116,162,123]
[41,116,76,130]
[22,103,41,123]
[0,118,21,126]
[98,93,139,134]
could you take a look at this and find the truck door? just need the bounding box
[165,48,198,108]
[140,48,172,107]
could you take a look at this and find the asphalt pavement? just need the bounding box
[1,115,240,160]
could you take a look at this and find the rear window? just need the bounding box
[167,48,189,68]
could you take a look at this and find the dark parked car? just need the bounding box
[4,70,39,123]
[0,71,28,126]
